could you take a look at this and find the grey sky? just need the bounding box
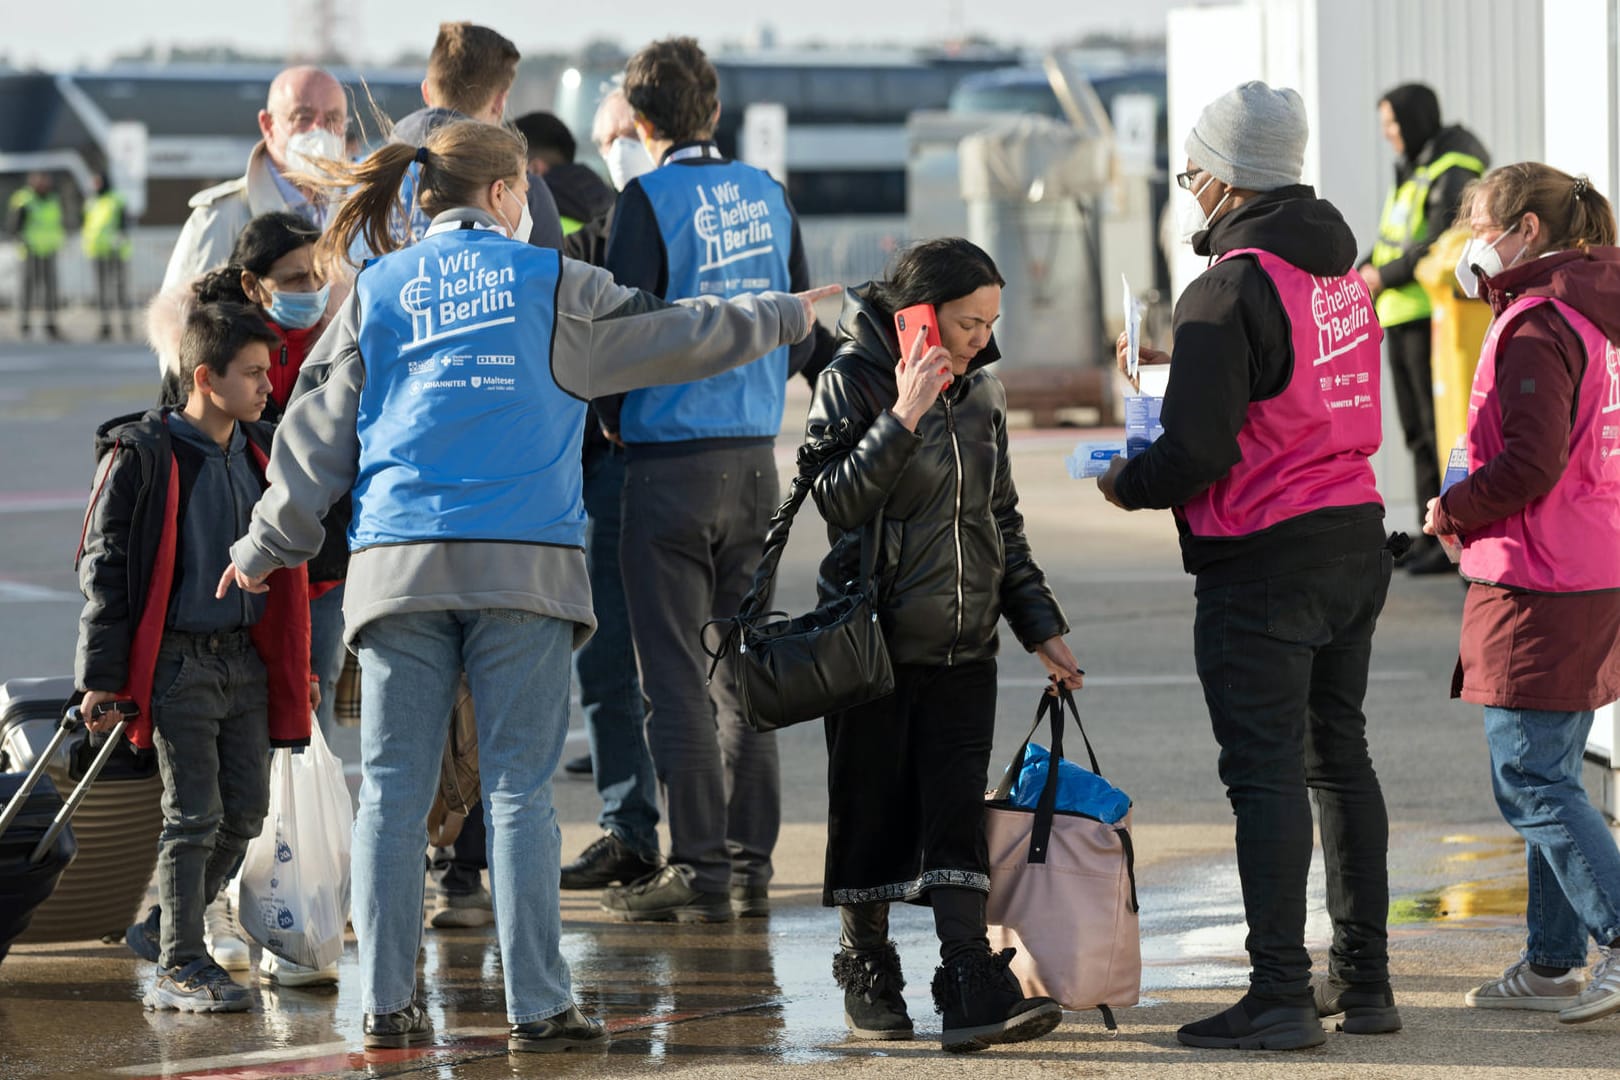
[7,1,1177,69]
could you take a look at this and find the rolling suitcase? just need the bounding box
[0,705,133,963]
[0,678,163,946]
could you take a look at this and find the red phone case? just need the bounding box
[894,303,941,358]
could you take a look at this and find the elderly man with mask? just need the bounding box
[1098,81,1399,1051]
[161,66,348,290]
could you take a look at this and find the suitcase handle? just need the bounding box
[0,706,133,862]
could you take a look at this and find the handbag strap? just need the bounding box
[700,417,881,682]
[734,418,882,621]
[995,686,1103,865]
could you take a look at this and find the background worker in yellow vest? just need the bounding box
[1359,83,1489,575]
[82,172,133,341]
[6,172,65,341]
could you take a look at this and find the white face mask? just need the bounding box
[497,186,534,243]
[1178,174,1232,244]
[1453,224,1520,299]
[605,136,654,191]
[283,128,345,176]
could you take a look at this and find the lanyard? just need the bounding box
[665,143,723,164]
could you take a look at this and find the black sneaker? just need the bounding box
[834,942,913,1040]
[563,754,593,777]
[509,1003,609,1053]
[560,832,661,890]
[365,1000,434,1049]
[1177,994,1326,1050]
[600,865,733,923]
[931,947,1062,1053]
[731,883,769,918]
[1314,977,1402,1033]
[125,904,161,963]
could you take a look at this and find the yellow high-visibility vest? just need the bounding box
[1371,151,1485,327]
[82,191,131,260]
[8,188,65,258]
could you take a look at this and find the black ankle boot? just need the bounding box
[833,941,913,1040]
[930,947,1062,1053]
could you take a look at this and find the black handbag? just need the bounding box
[704,419,895,733]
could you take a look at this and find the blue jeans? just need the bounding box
[577,442,659,855]
[309,582,347,740]
[1484,706,1620,968]
[354,608,574,1023]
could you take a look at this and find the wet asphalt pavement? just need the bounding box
[1,329,1617,1078]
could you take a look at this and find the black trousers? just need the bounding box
[621,445,781,894]
[94,256,130,330]
[1385,320,1439,533]
[1193,549,1394,1001]
[823,659,997,907]
[20,253,58,330]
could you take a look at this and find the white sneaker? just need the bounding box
[260,950,339,988]
[203,895,252,972]
[1465,952,1584,1011]
[1559,946,1620,1024]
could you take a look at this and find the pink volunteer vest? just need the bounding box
[1180,248,1384,539]
[1460,296,1620,592]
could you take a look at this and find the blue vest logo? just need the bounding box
[693,178,780,274]
[626,161,794,444]
[397,248,519,348]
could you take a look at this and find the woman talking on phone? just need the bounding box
[806,238,1083,1052]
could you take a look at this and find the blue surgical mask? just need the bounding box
[266,282,331,329]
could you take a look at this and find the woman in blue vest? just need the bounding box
[1428,164,1620,1025]
[217,118,834,1054]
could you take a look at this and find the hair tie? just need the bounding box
[415,145,430,166]
[1573,175,1590,200]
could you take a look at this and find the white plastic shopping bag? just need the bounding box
[239,722,353,969]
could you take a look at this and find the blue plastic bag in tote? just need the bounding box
[1006,743,1131,824]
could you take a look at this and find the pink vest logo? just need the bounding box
[1309,275,1374,367]
[1604,340,1620,415]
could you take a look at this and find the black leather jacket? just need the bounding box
[805,285,1067,667]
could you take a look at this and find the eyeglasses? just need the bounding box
[1175,169,1204,191]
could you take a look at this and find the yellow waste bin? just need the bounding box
[1415,227,1495,471]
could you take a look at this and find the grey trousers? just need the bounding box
[620,444,782,894]
[149,630,270,969]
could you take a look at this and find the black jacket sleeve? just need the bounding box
[525,177,566,253]
[595,182,667,435]
[1113,265,1286,510]
[805,368,922,531]
[75,448,140,692]
[991,406,1068,650]
[1378,165,1475,290]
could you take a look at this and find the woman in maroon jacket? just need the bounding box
[1427,163,1620,1025]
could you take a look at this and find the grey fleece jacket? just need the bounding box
[229,208,810,648]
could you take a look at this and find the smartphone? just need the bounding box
[894,303,941,359]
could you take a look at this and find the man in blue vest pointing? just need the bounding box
[598,37,816,923]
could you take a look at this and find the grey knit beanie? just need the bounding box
[1185,81,1308,192]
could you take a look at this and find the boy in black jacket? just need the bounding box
[76,301,314,1012]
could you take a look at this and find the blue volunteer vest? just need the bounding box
[621,158,794,444]
[350,224,587,550]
